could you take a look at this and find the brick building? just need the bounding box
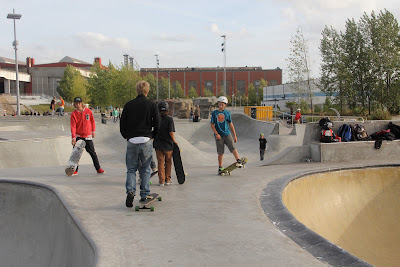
[140,67,282,97]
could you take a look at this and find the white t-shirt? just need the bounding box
[129,137,150,144]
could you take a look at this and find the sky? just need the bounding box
[1,0,399,82]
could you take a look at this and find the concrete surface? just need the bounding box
[282,167,400,267]
[0,114,399,266]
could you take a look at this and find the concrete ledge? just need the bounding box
[0,180,97,267]
[311,139,400,162]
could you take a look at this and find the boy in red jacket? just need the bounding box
[70,97,105,176]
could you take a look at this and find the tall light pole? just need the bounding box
[221,35,226,96]
[155,54,159,100]
[7,9,22,115]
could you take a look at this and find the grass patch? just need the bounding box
[30,104,75,114]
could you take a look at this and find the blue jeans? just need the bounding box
[125,140,153,198]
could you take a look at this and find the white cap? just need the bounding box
[297,108,301,111]
[217,96,228,104]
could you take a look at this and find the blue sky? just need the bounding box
[1,0,399,82]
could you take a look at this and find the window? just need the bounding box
[269,80,278,86]
[188,81,197,90]
[254,80,260,91]
[236,80,245,95]
[204,80,213,91]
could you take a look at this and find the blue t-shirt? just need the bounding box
[211,109,232,137]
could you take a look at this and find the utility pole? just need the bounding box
[155,54,159,100]
[221,35,226,96]
[7,9,22,115]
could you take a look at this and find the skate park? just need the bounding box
[1,113,400,266]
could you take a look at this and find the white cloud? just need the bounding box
[151,33,196,42]
[210,23,221,34]
[74,32,131,51]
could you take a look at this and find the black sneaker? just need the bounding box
[126,192,134,208]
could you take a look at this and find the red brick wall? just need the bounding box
[140,68,282,97]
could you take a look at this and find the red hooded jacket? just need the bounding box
[70,108,95,139]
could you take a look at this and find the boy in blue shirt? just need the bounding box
[210,96,246,174]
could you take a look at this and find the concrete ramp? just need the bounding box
[0,181,96,267]
[282,167,400,266]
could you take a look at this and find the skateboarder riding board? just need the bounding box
[120,81,159,208]
[210,96,246,175]
[70,97,105,176]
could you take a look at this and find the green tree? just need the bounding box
[203,88,214,97]
[286,26,314,112]
[173,82,185,98]
[57,65,89,103]
[188,87,198,98]
[247,83,256,105]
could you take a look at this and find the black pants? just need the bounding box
[260,149,265,160]
[76,137,100,171]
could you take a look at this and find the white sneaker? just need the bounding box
[165,181,172,186]
[159,183,165,187]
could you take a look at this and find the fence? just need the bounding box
[244,106,273,121]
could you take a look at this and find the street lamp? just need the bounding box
[154,54,159,100]
[7,9,22,115]
[221,35,226,96]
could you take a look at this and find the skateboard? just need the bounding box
[219,157,248,176]
[172,143,186,184]
[65,139,86,176]
[135,193,162,212]
[139,170,158,185]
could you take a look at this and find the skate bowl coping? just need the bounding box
[0,181,97,267]
[275,166,400,266]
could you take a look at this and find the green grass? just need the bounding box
[30,104,75,114]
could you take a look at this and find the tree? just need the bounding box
[247,83,256,105]
[286,26,314,112]
[173,82,185,98]
[203,88,214,97]
[57,65,89,103]
[188,87,198,98]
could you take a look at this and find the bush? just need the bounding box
[369,109,392,120]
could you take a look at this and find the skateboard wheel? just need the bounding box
[158,197,162,201]
[228,172,231,175]
[135,206,139,211]
[150,181,152,185]
[150,207,155,212]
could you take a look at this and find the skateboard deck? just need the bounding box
[135,193,162,211]
[219,157,248,176]
[65,139,86,176]
[172,143,186,184]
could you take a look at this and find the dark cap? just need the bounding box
[74,97,82,102]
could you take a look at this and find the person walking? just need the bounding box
[59,96,65,116]
[259,133,267,161]
[153,101,177,186]
[120,81,159,208]
[70,97,106,176]
[194,105,200,122]
[113,108,119,122]
[210,96,246,174]
[50,97,56,116]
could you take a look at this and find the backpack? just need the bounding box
[319,118,333,130]
[353,124,368,141]
[388,122,400,139]
[320,129,334,143]
[338,124,352,142]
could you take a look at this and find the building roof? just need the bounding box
[59,56,90,65]
[0,56,26,65]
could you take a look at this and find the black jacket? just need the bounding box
[120,94,159,140]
